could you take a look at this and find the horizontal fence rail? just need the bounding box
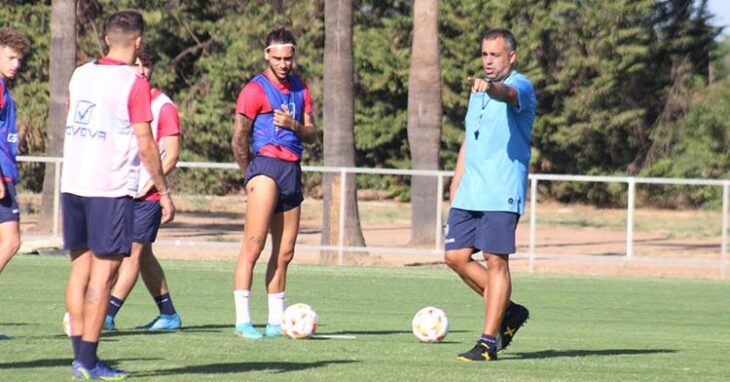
[17,156,730,279]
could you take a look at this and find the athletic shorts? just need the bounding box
[62,193,134,257]
[444,208,520,255]
[0,180,20,223]
[244,155,303,213]
[132,200,162,244]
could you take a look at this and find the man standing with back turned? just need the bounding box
[63,11,174,379]
[444,28,536,362]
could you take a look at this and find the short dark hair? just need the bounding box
[105,11,145,47]
[0,27,31,56]
[483,28,517,52]
[137,43,156,67]
[265,27,296,50]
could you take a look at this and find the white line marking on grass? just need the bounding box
[314,334,357,340]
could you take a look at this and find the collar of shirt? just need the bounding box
[96,56,129,66]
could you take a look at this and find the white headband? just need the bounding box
[265,43,296,51]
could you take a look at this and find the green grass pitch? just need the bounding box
[1,255,729,381]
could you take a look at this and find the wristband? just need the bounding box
[159,189,170,196]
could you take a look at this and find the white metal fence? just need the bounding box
[18,156,730,279]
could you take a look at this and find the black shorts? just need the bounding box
[0,179,20,223]
[132,199,162,244]
[62,193,134,256]
[244,155,303,213]
[444,208,520,255]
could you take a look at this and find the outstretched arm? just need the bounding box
[468,77,518,106]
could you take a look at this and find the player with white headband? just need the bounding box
[266,43,295,51]
[231,27,317,339]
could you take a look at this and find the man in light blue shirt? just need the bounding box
[444,28,536,362]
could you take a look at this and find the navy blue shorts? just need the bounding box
[444,208,520,255]
[62,193,134,256]
[244,155,303,213]
[133,200,161,243]
[0,180,20,223]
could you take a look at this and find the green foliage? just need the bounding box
[1,0,726,204]
[711,35,730,81]
[640,78,730,208]
[521,0,656,176]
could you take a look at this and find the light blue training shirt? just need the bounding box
[451,70,537,215]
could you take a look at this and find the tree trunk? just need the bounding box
[407,0,442,244]
[321,0,367,264]
[35,0,76,234]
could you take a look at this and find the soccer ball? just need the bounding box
[411,306,449,343]
[62,312,71,337]
[281,303,318,339]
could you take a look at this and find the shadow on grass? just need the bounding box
[1,322,35,327]
[0,357,158,369]
[99,324,235,338]
[508,348,677,360]
[137,359,357,377]
[321,329,468,336]
[179,324,234,333]
[102,329,178,338]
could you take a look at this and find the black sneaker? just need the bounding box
[497,302,529,352]
[457,340,497,362]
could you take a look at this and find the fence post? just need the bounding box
[435,173,444,251]
[338,168,347,266]
[626,177,636,259]
[53,159,61,237]
[721,182,729,280]
[528,177,538,273]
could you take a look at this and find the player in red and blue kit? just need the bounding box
[0,27,30,341]
[231,27,317,339]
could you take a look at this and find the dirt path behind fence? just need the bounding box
[21,197,727,281]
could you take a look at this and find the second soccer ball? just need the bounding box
[412,306,449,343]
[281,303,318,339]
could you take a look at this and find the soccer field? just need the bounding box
[1,256,728,381]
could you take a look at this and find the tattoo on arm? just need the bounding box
[232,114,253,173]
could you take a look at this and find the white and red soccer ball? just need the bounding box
[282,303,318,339]
[411,306,449,342]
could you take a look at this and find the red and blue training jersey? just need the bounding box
[0,77,19,183]
[235,69,313,162]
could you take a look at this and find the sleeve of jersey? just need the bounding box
[128,76,154,124]
[0,82,4,109]
[302,82,313,114]
[506,76,536,115]
[235,82,265,120]
[157,103,181,138]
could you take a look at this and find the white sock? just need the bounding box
[267,292,285,325]
[234,290,251,326]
